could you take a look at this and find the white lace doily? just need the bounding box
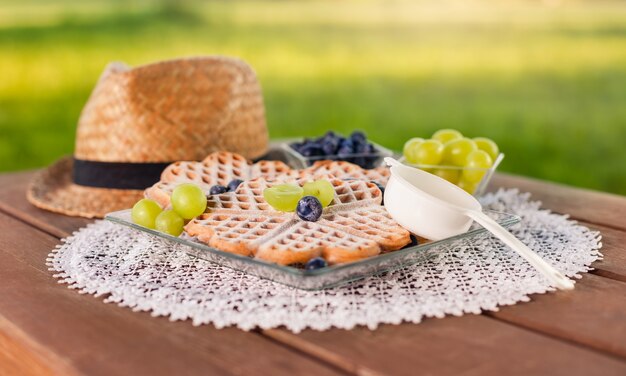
[47,189,602,332]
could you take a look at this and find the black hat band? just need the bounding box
[72,158,171,190]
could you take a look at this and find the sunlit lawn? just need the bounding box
[1,0,626,194]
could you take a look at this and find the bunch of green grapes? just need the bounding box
[402,129,499,194]
[131,183,208,236]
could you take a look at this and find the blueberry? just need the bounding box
[323,131,340,141]
[401,234,419,249]
[362,158,376,169]
[296,196,323,222]
[352,157,367,168]
[365,155,380,169]
[322,138,340,155]
[372,181,385,205]
[336,139,354,158]
[227,179,243,192]
[362,144,379,168]
[292,143,307,154]
[338,137,353,149]
[209,185,228,195]
[305,257,328,270]
[354,141,369,154]
[350,130,367,145]
[324,131,337,140]
[337,148,353,159]
[299,143,323,157]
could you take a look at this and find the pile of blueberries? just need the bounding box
[289,131,380,169]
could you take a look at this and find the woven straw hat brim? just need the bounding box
[27,157,144,219]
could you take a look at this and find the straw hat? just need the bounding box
[28,56,269,218]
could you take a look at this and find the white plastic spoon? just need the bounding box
[383,157,574,290]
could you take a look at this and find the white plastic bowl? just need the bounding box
[385,159,481,240]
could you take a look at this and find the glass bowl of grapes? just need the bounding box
[283,131,393,169]
[400,129,504,197]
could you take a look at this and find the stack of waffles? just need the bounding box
[145,152,410,265]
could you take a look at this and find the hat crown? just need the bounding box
[74,57,268,162]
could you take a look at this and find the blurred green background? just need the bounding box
[1,0,625,194]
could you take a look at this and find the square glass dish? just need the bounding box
[398,153,505,197]
[105,209,519,290]
[281,138,394,169]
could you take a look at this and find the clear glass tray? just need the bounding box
[105,210,520,290]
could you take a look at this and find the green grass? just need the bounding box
[1,0,626,194]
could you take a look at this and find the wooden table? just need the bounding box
[1,170,625,376]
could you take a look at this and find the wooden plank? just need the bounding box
[0,315,77,376]
[490,173,626,231]
[0,212,343,376]
[488,273,626,359]
[0,171,90,238]
[264,315,626,376]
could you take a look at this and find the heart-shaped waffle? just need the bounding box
[145,151,390,208]
[185,176,410,265]
[145,152,293,207]
[306,160,389,185]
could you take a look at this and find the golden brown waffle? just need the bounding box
[146,152,390,208]
[306,160,389,185]
[145,152,293,207]
[185,176,410,265]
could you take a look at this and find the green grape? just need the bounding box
[131,199,163,229]
[442,138,478,166]
[432,129,463,144]
[462,150,493,183]
[432,169,460,184]
[408,139,444,165]
[263,183,304,212]
[473,137,500,161]
[171,183,208,219]
[155,210,185,236]
[303,179,335,207]
[458,178,479,195]
[402,138,424,163]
